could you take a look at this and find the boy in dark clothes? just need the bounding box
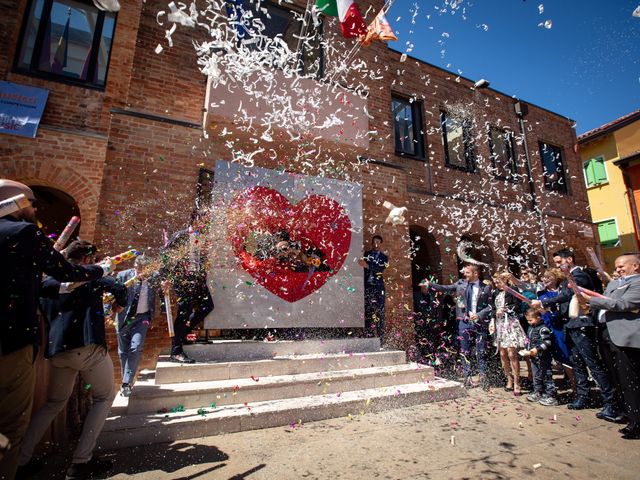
[523,308,558,406]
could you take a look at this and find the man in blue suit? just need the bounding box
[421,263,493,389]
[115,254,161,396]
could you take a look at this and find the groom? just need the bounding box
[421,263,493,389]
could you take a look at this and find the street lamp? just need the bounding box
[514,99,549,267]
[473,79,490,89]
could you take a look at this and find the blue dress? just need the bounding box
[538,289,572,366]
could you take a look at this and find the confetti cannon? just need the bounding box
[53,216,81,251]
[0,194,30,218]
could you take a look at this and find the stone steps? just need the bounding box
[181,337,382,362]
[100,340,466,449]
[127,362,434,414]
[155,350,407,384]
[98,378,464,451]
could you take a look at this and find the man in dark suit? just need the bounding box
[421,263,493,389]
[583,253,640,439]
[533,248,619,418]
[359,235,389,344]
[0,180,107,480]
[115,254,161,396]
[16,240,125,479]
[161,225,214,363]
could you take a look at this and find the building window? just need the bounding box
[230,1,324,78]
[441,111,474,171]
[392,96,424,158]
[596,218,620,249]
[539,142,567,193]
[583,156,608,188]
[15,0,117,89]
[488,127,517,179]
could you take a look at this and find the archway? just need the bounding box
[30,186,80,239]
[456,234,495,279]
[410,226,442,288]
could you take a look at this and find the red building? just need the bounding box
[1,0,597,371]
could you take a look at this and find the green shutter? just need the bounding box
[597,219,618,248]
[593,158,607,184]
[585,157,607,187]
[584,160,596,187]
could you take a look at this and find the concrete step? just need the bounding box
[183,337,381,362]
[155,350,407,384]
[98,378,465,450]
[127,363,434,414]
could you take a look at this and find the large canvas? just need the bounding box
[205,161,364,329]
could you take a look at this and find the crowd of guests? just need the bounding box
[417,248,640,441]
[0,179,213,480]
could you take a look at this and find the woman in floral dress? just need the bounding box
[493,272,528,395]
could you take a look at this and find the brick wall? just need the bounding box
[1,0,599,374]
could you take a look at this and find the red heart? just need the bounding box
[229,186,352,302]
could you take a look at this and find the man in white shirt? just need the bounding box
[421,263,493,389]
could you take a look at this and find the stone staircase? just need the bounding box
[98,338,465,450]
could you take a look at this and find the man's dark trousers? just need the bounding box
[171,288,214,356]
[365,287,385,343]
[567,326,617,406]
[458,322,489,381]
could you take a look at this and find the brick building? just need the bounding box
[1,0,598,375]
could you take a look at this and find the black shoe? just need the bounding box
[622,429,640,440]
[567,398,590,410]
[169,353,195,364]
[65,456,112,479]
[15,458,44,479]
[596,405,622,422]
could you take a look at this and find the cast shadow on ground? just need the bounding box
[103,441,229,477]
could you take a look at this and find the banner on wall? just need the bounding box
[0,81,49,138]
[205,161,364,329]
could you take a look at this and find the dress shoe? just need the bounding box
[567,398,590,410]
[622,429,640,440]
[169,353,195,364]
[619,425,640,435]
[595,405,622,422]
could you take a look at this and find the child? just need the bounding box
[522,309,558,406]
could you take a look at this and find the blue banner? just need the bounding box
[0,81,49,139]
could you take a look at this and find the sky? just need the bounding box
[386,0,640,135]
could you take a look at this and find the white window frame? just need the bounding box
[583,155,609,189]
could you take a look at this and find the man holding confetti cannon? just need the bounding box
[16,241,127,479]
[161,219,214,364]
[0,179,110,480]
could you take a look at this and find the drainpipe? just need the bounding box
[514,100,549,267]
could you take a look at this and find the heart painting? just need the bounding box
[229,186,352,302]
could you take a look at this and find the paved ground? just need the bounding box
[29,386,639,480]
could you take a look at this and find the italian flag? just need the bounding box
[316,0,368,39]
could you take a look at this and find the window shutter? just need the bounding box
[594,158,607,184]
[597,219,618,248]
[584,160,596,187]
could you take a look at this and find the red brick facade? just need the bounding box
[0,0,598,374]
